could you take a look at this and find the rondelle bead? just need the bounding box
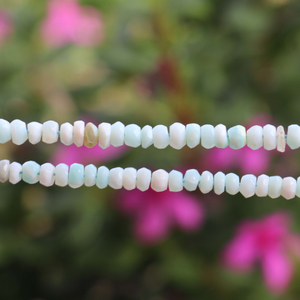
[296,177,300,198]
[0,119,11,144]
[84,164,97,187]
[287,124,300,150]
[228,125,246,150]
[136,167,151,191]
[109,167,124,189]
[22,161,40,184]
[11,119,28,145]
[214,171,225,195]
[256,174,269,197]
[199,171,213,194]
[201,124,215,149]
[183,169,200,191]
[9,162,22,184]
[68,163,84,188]
[225,173,240,195]
[42,121,59,144]
[98,123,111,149]
[141,125,153,148]
[186,124,200,149]
[110,122,125,147]
[39,163,55,187]
[125,124,141,148]
[74,120,85,147]
[263,124,276,150]
[84,122,98,148]
[60,122,74,146]
[168,170,183,192]
[276,126,286,153]
[28,122,43,144]
[281,177,296,200]
[268,176,283,199]
[153,125,169,149]
[96,166,109,189]
[55,163,69,187]
[169,122,186,150]
[123,167,137,190]
[240,174,256,198]
[151,169,168,192]
[215,124,228,148]
[0,159,10,183]
[247,125,263,150]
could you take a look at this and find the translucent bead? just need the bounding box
[55,164,69,187]
[256,174,269,197]
[68,163,84,188]
[287,124,300,150]
[263,124,276,150]
[183,169,200,191]
[201,124,215,149]
[0,119,11,143]
[214,171,225,195]
[225,173,240,195]
[60,122,74,146]
[153,125,169,149]
[11,119,28,145]
[74,120,85,147]
[240,174,256,198]
[39,163,55,187]
[281,177,296,200]
[0,159,10,183]
[169,123,186,150]
[186,123,200,149]
[22,161,40,184]
[199,171,213,194]
[84,122,98,148]
[141,125,153,149]
[136,167,151,191]
[296,177,300,198]
[247,125,263,150]
[228,125,246,150]
[9,162,22,184]
[42,121,59,144]
[96,166,109,189]
[124,124,141,148]
[276,126,286,153]
[84,164,97,187]
[28,122,42,144]
[215,124,228,148]
[268,176,283,199]
[98,123,111,149]
[110,122,125,147]
[123,167,137,190]
[168,170,183,192]
[109,167,124,189]
[151,169,168,192]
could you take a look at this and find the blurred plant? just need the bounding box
[0,10,12,44]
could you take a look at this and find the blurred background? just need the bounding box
[1,0,300,299]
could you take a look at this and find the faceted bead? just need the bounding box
[84,122,98,148]
[22,161,40,184]
[74,120,85,147]
[0,119,11,143]
[287,124,300,150]
[201,124,215,149]
[186,123,200,149]
[39,163,55,187]
[228,125,246,150]
[42,121,59,144]
[268,176,283,199]
[151,169,168,192]
[225,173,240,195]
[256,174,269,197]
[263,124,276,150]
[28,122,43,144]
[124,124,141,148]
[123,167,137,190]
[109,167,123,189]
[98,123,111,149]
[0,159,10,183]
[240,174,256,198]
[215,124,228,148]
[169,123,186,150]
[153,125,169,149]
[55,164,69,187]
[141,125,153,149]
[110,122,125,147]
[68,163,84,188]
[276,126,286,153]
[281,177,296,200]
[183,169,200,191]
[60,122,73,146]
[199,171,213,194]
[11,119,27,145]
[9,162,22,184]
[84,164,97,187]
[247,125,263,150]
[136,167,151,191]
[96,166,109,189]
[168,170,183,192]
[214,171,225,195]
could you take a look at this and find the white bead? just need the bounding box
[39,163,55,187]
[201,124,216,149]
[263,124,276,150]
[84,164,97,187]
[136,168,151,191]
[73,120,85,147]
[55,164,69,187]
[153,125,169,149]
[11,119,28,145]
[276,126,286,153]
[0,159,10,183]
[240,174,256,198]
[123,167,137,190]
[151,169,169,192]
[247,125,263,150]
[169,122,186,150]
[110,122,125,147]
[98,122,111,149]
[199,171,213,194]
[225,173,240,195]
[141,125,153,148]
[215,124,228,148]
[281,177,296,200]
[42,120,59,144]
[28,122,43,144]
[183,169,201,191]
[168,170,183,192]
[287,124,300,150]
[0,119,11,143]
[60,122,73,146]
[186,124,200,148]
[109,167,123,189]
[9,162,22,184]
[268,176,283,199]
[296,177,300,198]
[214,171,225,195]
[256,174,269,197]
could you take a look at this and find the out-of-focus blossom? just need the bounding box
[117,188,205,244]
[222,212,300,294]
[41,0,103,47]
[0,11,13,44]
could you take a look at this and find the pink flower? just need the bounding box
[117,188,205,244]
[222,212,300,294]
[41,0,103,47]
[0,11,13,44]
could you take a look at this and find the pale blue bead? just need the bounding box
[225,173,240,195]
[240,174,256,198]
[69,163,84,188]
[201,124,215,149]
[214,172,225,195]
[124,124,141,148]
[186,124,200,148]
[110,121,125,147]
[96,166,109,189]
[268,176,283,199]
[22,161,40,184]
[296,177,300,198]
[141,125,153,148]
[287,124,300,150]
[84,164,97,187]
[228,125,246,150]
[199,171,213,193]
[169,170,183,192]
[183,169,200,191]
[0,119,11,144]
[153,125,169,149]
[11,119,28,145]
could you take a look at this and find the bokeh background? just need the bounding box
[1,0,300,299]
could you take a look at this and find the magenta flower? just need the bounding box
[117,188,205,244]
[222,212,300,294]
[41,0,103,47]
[0,10,12,44]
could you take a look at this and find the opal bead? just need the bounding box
[240,174,256,198]
[74,120,85,147]
[256,174,269,197]
[136,167,151,191]
[84,164,97,187]
[169,122,186,150]
[0,159,10,183]
[9,162,22,184]
[60,122,74,146]
[263,124,276,150]
[268,176,283,199]
[28,122,43,145]
[287,124,300,150]
[153,125,169,149]
[183,169,200,191]
[109,167,124,189]
[228,125,246,150]
[110,122,125,147]
[186,123,200,149]
[215,124,228,148]
[124,124,141,148]
[296,177,300,198]
[11,119,27,145]
[141,125,153,148]
[22,161,40,184]
[276,126,286,153]
[225,173,240,195]
[0,119,11,143]
[214,171,225,195]
[68,163,84,188]
[201,124,215,149]
[96,166,109,189]
[39,163,55,187]
[247,125,263,150]
[168,170,183,192]
[123,167,137,190]
[84,122,98,148]
[42,121,59,144]
[281,177,296,200]
[55,164,69,187]
[151,169,168,192]
[199,171,213,194]
[98,123,111,149]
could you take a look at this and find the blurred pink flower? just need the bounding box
[0,11,13,44]
[222,212,300,294]
[41,0,103,47]
[117,188,205,244]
